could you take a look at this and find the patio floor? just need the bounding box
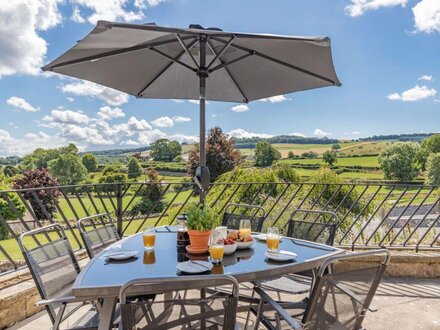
[7,276,440,330]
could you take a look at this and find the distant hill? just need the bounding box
[79,145,151,157]
[359,133,434,142]
[233,135,339,148]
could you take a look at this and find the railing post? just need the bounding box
[116,183,123,236]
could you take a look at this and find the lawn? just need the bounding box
[280,155,380,168]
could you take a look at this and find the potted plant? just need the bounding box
[185,203,218,250]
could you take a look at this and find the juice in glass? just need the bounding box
[143,227,156,251]
[143,251,156,264]
[209,245,224,263]
[239,219,251,236]
[266,227,280,252]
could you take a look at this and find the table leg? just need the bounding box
[98,297,117,330]
[201,288,206,330]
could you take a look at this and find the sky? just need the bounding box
[0,0,439,156]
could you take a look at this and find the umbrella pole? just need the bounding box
[196,35,210,203]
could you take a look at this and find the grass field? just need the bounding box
[339,141,396,156]
[280,155,380,168]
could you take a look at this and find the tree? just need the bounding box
[418,134,440,170]
[0,184,25,240]
[98,172,128,193]
[102,164,122,175]
[128,157,143,179]
[332,143,341,151]
[3,165,19,177]
[131,168,165,215]
[288,151,295,159]
[425,153,440,185]
[323,150,337,166]
[254,141,280,167]
[12,169,60,220]
[150,139,182,161]
[82,153,97,172]
[378,143,420,182]
[21,143,79,169]
[187,127,242,180]
[48,154,88,185]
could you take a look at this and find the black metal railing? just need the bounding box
[0,181,439,273]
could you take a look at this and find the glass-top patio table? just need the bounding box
[73,226,344,330]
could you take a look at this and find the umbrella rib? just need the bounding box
[44,37,193,71]
[149,47,198,73]
[137,38,199,97]
[211,36,340,86]
[206,39,249,103]
[206,35,236,70]
[208,53,254,73]
[176,34,199,68]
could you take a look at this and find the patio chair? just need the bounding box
[222,203,266,233]
[119,275,240,329]
[253,250,391,330]
[77,213,120,259]
[18,224,100,330]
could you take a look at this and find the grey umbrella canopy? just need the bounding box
[43,21,340,200]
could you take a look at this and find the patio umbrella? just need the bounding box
[42,21,341,201]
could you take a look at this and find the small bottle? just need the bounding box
[176,214,190,248]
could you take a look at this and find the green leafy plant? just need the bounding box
[185,203,219,231]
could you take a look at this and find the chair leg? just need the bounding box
[53,303,67,330]
[244,289,256,329]
[254,298,265,330]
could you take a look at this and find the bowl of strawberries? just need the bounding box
[222,238,238,255]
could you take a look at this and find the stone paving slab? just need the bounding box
[7,277,440,330]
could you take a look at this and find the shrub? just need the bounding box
[425,153,440,185]
[379,143,420,182]
[12,169,60,220]
[48,154,88,185]
[254,141,280,167]
[0,184,26,240]
[128,157,143,179]
[82,153,98,172]
[131,169,166,215]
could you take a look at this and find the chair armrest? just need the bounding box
[253,286,304,330]
[327,278,378,312]
[35,296,92,306]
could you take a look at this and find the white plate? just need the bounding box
[264,250,297,262]
[236,240,254,249]
[254,234,267,241]
[177,260,213,274]
[104,250,137,260]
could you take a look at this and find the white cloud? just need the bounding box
[127,116,152,131]
[6,96,39,112]
[345,0,408,17]
[123,139,139,146]
[289,132,306,138]
[345,131,362,135]
[134,0,166,9]
[70,0,143,24]
[61,80,129,106]
[0,0,62,77]
[0,129,64,156]
[66,97,75,102]
[137,130,167,144]
[97,106,125,120]
[418,74,433,81]
[43,109,90,125]
[314,128,331,137]
[227,129,273,139]
[259,95,290,103]
[151,116,174,128]
[412,0,440,33]
[70,5,85,23]
[387,85,437,101]
[231,104,250,113]
[168,134,198,144]
[172,116,191,123]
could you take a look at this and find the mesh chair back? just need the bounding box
[303,250,390,330]
[287,209,338,246]
[77,213,120,258]
[222,204,266,232]
[18,224,80,323]
[120,275,239,330]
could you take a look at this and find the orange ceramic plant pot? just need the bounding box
[188,230,212,249]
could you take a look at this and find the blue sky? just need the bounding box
[0,0,439,156]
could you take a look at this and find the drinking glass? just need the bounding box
[209,230,224,264]
[143,226,156,251]
[239,219,251,236]
[143,251,156,264]
[266,227,280,252]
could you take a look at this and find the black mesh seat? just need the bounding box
[77,213,120,259]
[18,224,99,330]
[222,204,266,232]
[119,275,239,329]
[253,250,390,330]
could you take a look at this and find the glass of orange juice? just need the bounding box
[209,230,224,264]
[266,227,280,252]
[143,226,156,251]
[239,219,251,236]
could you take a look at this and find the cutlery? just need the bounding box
[269,250,297,257]
[190,260,211,270]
